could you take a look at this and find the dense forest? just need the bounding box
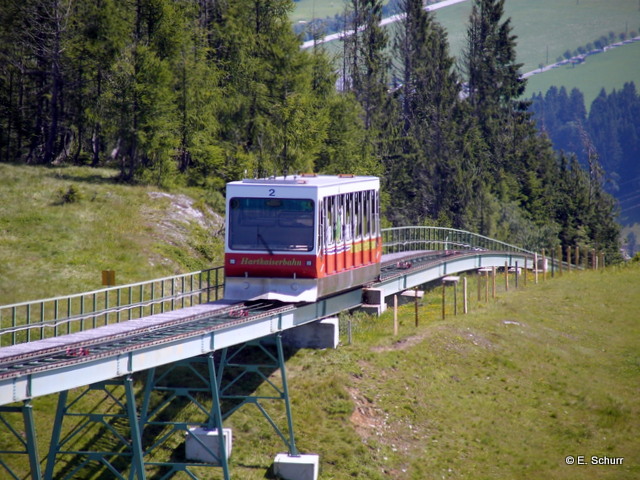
[0,0,622,261]
[529,83,640,225]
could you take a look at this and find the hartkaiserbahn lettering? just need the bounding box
[240,257,302,266]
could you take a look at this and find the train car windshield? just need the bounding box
[228,197,315,252]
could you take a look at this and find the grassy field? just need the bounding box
[220,265,640,479]
[0,164,224,305]
[298,0,640,93]
[525,40,640,110]
[9,263,638,479]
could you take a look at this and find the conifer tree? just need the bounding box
[462,0,526,178]
[389,0,474,227]
[342,0,389,131]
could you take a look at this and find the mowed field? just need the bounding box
[294,0,640,82]
[525,39,640,110]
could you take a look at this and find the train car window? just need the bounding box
[374,189,380,236]
[363,190,371,237]
[318,199,324,252]
[335,195,342,243]
[325,196,335,246]
[229,197,315,252]
[354,191,362,240]
[345,193,353,241]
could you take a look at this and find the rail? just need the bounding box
[381,226,534,255]
[0,267,224,347]
[0,227,534,347]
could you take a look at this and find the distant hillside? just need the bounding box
[295,0,639,74]
[525,40,640,112]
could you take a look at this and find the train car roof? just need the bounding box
[227,175,379,188]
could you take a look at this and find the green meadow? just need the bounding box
[525,40,640,110]
[0,164,223,305]
[10,263,638,479]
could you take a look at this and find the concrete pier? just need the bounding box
[282,317,339,349]
[185,427,232,464]
[273,453,319,480]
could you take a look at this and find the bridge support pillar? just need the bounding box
[361,288,386,315]
[282,317,339,349]
[44,379,147,480]
[274,452,320,480]
[0,400,41,480]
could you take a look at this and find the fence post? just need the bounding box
[557,245,563,276]
[463,277,468,314]
[414,287,419,327]
[393,295,398,336]
[504,261,509,291]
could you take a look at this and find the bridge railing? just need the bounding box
[381,226,534,255]
[0,267,224,347]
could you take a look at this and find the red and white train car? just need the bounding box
[224,174,382,302]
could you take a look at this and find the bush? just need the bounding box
[57,184,82,204]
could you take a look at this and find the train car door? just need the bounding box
[353,191,363,267]
[362,190,371,264]
[324,196,336,274]
[335,194,345,272]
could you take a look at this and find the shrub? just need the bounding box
[58,184,82,204]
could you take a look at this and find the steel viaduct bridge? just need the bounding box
[0,226,544,480]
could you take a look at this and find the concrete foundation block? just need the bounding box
[273,453,319,480]
[283,317,339,349]
[389,289,424,307]
[361,288,387,314]
[185,427,232,464]
[359,304,385,315]
[362,288,383,305]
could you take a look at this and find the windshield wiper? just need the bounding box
[257,230,274,255]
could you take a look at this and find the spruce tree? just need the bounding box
[343,0,389,131]
[389,0,466,226]
[462,0,526,178]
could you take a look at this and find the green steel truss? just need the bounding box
[37,333,295,480]
[0,401,41,480]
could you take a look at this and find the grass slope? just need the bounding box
[1,164,638,479]
[277,267,640,480]
[0,164,223,305]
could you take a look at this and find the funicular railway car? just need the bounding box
[224,174,382,302]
